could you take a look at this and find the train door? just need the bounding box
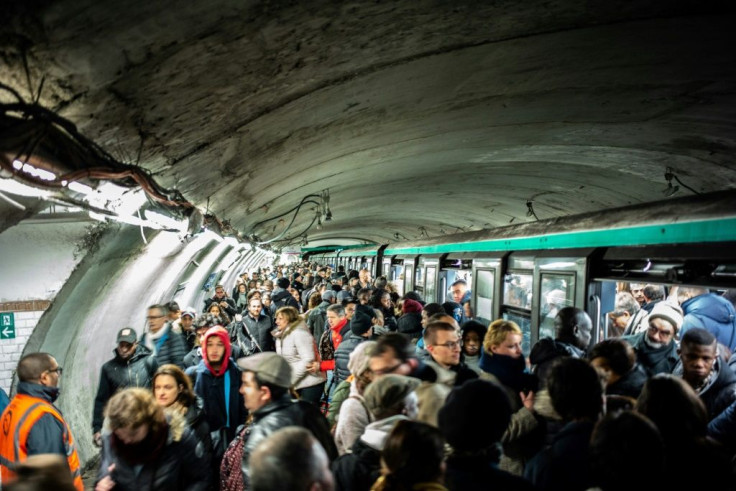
[397,255,417,295]
[471,254,507,327]
[502,254,535,356]
[439,256,473,305]
[382,255,393,278]
[415,255,441,303]
[389,257,405,296]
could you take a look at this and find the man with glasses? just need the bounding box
[369,333,438,382]
[140,303,188,368]
[0,353,83,490]
[622,301,682,376]
[424,322,478,387]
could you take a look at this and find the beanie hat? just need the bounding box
[355,304,375,318]
[276,277,290,289]
[351,311,373,336]
[348,340,377,376]
[647,301,684,332]
[322,290,336,302]
[403,298,423,314]
[201,326,232,377]
[337,290,352,303]
[291,272,301,282]
[438,379,512,451]
[364,374,421,417]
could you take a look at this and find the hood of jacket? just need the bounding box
[201,326,232,376]
[683,293,736,324]
[360,415,409,450]
[530,337,585,366]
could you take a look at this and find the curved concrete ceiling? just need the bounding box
[2,1,735,248]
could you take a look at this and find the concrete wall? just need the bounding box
[9,223,268,467]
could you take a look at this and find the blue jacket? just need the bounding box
[681,293,736,351]
[192,359,247,444]
[707,399,736,451]
[0,387,8,414]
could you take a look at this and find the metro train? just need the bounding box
[305,191,736,354]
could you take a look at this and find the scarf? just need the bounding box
[479,350,527,393]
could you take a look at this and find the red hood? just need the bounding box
[202,326,231,376]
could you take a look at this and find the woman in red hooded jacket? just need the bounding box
[307,304,351,392]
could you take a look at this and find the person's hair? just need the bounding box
[247,290,262,303]
[642,284,665,302]
[374,333,414,363]
[147,304,169,316]
[358,287,373,299]
[166,301,180,312]
[422,303,444,318]
[207,302,222,313]
[423,321,456,346]
[461,320,487,342]
[589,339,636,376]
[555,307,588,341]
[215,284,225,291]
[327,304,346,316]
[370,288,390,309]
[252,371,288,400]
[636,374,708,445]
[196,313,219,330]
[264,280,274,289]
[614,291,639,315]
[403,291,424,304]
[307,291,322,310]
[681,327,717,349]
[373,308,384,323]
[547,357,603,421]
[590,411,664,490]
[483,319,522,354]
[451,279,467,288]
[16,353,55,382]
[4,454,77,491]
[677,286,708,304]
[380,420,446,488]
[152,364,196,407]
[105,388,166,433]
[275,306,300,324]
[374,276,388,290]
[250,427,328,491]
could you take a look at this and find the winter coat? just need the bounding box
[229,313,274,356]
[327,380,352,428]
[97,413,210,490]
[529,338,586,388]
[674,357,736,421]
[622,332,679,376]
[192,360,247,444]
[140,324,189,369]
[183,347,202,369]
[681,293,736,351]
[93,345,158,432]
[524,420,595,491]
[707,399,736,450]
[334,332,366,387]
[479,349,537,395]
[445,454,535,491]
[319,318,350,372]
[241,395,337,487]
[332,416,408,491]
[334,381,371,455]
[606,363,648,399]
[270,288,300,312]
[397,311,423,339]
[274,320,326,390]
[307,301,331,342]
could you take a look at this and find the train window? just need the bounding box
[503,309,532,356]
[475,269,495,324]
[391,264,405,296]
[504,273,532,309]
[405,265,413,293]
[538,273,576,340]
[425,266,437,303]
[415,267,424,288]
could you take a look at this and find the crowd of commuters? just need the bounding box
[2,263,736,491]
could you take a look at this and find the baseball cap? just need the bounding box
[181,307,196,318]
[116,327,137,344]
[236,352,293,388]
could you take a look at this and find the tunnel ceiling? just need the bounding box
[2,1,736,249]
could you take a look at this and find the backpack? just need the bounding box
[319,328,335,361]
[220,425,250,491]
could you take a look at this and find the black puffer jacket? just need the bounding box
[241,395,337,487]
[96,414,210,490]
[270,288,300,312]
[240,314,275,353]
[529,338,586,388]
[334,333,366,387]
[92,346,158,432]
[332,438,381,491]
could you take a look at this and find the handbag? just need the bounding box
[220,425,251,491]
[235,321,262,357]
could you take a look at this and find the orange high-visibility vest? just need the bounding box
[0,393,83,490]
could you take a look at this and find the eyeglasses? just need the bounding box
[647,325,674,339]
[47,366,63,375]
[433,340,463,350]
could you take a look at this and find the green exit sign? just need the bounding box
[1,312,15,339]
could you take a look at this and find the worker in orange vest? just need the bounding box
[0,352,83,491]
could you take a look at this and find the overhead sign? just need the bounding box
[0,312,15,340]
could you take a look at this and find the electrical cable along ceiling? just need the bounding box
[1,0,735,249]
